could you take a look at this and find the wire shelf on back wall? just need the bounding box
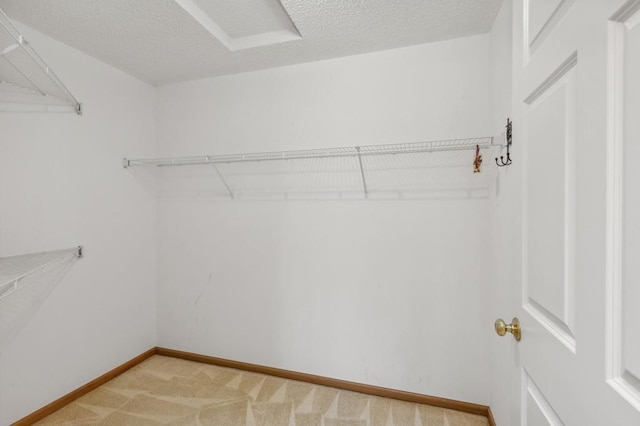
[124,137,502,200]
[0,8,82,114]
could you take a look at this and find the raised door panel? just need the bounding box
[523,56,577,351]
[525,0,576,58]
[621,1,640,386]
[523,370,564,426]
[608,0,640,412]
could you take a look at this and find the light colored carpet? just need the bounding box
[35,355,489,426]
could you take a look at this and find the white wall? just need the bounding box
[488,1,520,425]
[0,25,157,424]
[156,35,494,404]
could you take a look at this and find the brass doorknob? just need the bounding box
[495,317,521,341]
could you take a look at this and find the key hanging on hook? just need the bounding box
[496,118,513,167]
[473,144,482,173]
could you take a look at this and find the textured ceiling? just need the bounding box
[0,0,502,86]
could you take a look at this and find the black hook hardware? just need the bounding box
[496,118,513,167]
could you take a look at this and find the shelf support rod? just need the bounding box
[4,55,46,96]
[211,163,234,199]
[356,146,368,198]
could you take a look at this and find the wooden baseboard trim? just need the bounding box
[156,347,493,421]
[487,406,496,426]
[14,347,496,425]
[12,348,156,426]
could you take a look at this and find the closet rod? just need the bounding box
[123,137,498,168]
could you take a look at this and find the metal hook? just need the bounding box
[495,151,512,167]
[496,118,513,167]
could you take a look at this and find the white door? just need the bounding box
[500,0,640,424]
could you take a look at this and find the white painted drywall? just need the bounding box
[488,1,520,425]
[155,35,494,404]
[0,25,157,424]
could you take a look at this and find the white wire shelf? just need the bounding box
[124,138,496,167]
[124,137,502,200]
[0,246,83,301]
[0,8,82,114]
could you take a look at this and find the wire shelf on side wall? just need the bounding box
[0,8,82,114]
[0,246,83,301]
[124,137,502,200]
